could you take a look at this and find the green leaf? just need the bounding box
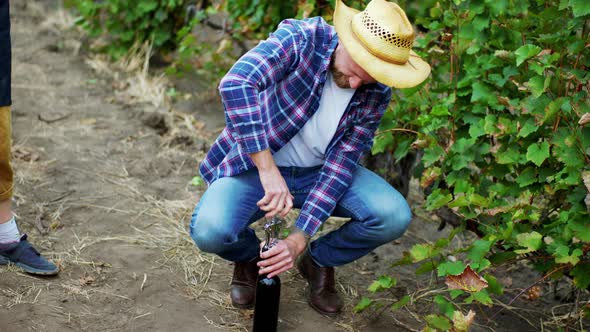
[434,295,455,318]
[570,263,590,289]
[485,115,499,134]
[526,142,550,166]
[425,314,451,331]
[496,148,521,165]
[471,82,495,104]
[472,289,493,306]
[552,130,585,168]
[431,104,451,116]
[501,221,514,240]
[430,6,443,17]
[517,118,539,137]
[393,139,412,161]
[469,120,485,138]
[410,244,438,262]
[484,274,504,295]
[119,30,135,42]
[469,193,489,207]
[569,0,590,17]
[449,289,464,299]
[191,176,204,187]
[554,245,582,265]
[353,297,373,312]
[422,145,445,167]
[472,15,489,31]
[416,261,438,275]
[137,1,158,14]
[528,76,545,98]
[393,248,415,265]
[477,259,491,270]
[372,132,393,155]
[368,275,397,293]
[426,189,453,210]
[435,238,450,249]
[155,9,168,22]
[516,167,538,187]
[153,29,172,46]
[515,231,543,254]
[515,44,542,66]
[568,219,590,242]
[449,195,469,208]
[391,295,411,310]
[438,261,466,277]
[468,240,493,266]
[542,98,566,125]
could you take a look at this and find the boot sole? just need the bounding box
[306,292,341,317]
[231,301,254,310]
[0,260,59,275]
[231,285,255,309]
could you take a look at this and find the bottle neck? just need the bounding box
[259,246,279,280]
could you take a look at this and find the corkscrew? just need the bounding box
[263,216,282,250]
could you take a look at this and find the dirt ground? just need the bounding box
[0,2,587,332]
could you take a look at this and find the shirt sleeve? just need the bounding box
[294,88,392,236]
[218,20,305,154]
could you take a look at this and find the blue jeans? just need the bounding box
[189,165,411,267]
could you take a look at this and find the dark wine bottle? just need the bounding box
[252,218,282,332]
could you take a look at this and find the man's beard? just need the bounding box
[330,62,351,89]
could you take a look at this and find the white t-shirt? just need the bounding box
[273,72,356,167]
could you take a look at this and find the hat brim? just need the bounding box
[334,0,431,88]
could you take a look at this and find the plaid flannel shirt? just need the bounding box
[199,17,392,236]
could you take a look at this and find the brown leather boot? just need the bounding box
[230,258,259,309]
[297,251,343,315]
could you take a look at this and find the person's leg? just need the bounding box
[295,165,411,315]
[0,106,14,220]
[0,0,13,220]
[0,106,59,275]
[0,105,16,231]
[309,165,412,267]
[0,199,19,244]
[189,168,267,308]
[189,168,266,262]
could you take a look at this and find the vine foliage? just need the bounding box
[70,0,189,58]
[366,0,590,328]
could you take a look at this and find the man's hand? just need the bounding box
[250,150,293,218]
[258,231,308,278]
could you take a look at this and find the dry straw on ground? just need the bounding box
[85,41,170,108]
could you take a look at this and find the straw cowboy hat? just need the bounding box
[334,0,431,88]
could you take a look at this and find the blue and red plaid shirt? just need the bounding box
[199,17,392,236]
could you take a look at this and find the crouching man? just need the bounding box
[190,0,430,315]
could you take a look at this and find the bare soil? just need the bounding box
[1,2,587,332]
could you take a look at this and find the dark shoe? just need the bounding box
[231,258,259,309]
[297,251,343,316]
[0,234,59,275]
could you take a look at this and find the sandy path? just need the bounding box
[1,2,220,331]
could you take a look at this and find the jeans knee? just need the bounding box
[190,215,232,254]
[369,205,412,243]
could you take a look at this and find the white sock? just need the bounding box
[0,216,21,244]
